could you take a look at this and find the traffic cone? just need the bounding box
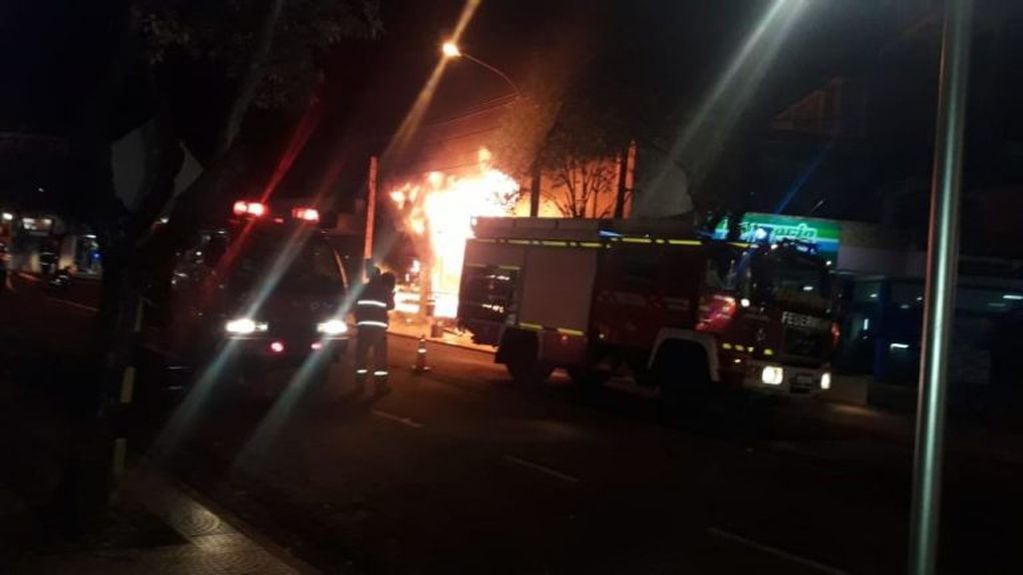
[412,335,430,374]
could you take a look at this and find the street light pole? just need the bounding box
[458,52,521,97]
[363,155,378,282]
[909,1,972,574]
[441,41,521,97]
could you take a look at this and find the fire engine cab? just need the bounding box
[146,200,350,388]
[458,217,837,402]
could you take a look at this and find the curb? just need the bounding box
[388,328,494,355]
[125,465,320,575]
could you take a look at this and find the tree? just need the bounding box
[491,62,629,219]
[56,0,381,518]
[538,105,624,218]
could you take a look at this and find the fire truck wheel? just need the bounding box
[652,342,711,414]
[568,367,609,389]
[507,358,554,386]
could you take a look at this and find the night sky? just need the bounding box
[2,0,1023,254]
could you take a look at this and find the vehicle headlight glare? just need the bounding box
[225,318,267,334]
[761,365,784,385]
[821,372,832,390]
[317,319,348,336]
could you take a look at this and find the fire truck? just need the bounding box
[143,199,350,391]
[458,217,837,402]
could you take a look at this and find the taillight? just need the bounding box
[831,322,841,347]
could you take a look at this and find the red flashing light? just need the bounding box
[269,340,285,354]
[310,341,324,351]
[291,207,319,222]
[696,293,737,333]
[233,201,267,217]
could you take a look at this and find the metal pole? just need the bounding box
[363,155,378,282]
[461,52,521,97]
[909,1,972,574]
[530,162,541,217]
[615,140,637,219]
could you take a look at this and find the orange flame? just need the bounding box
[391,147,520,317]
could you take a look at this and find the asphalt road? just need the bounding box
[5,276,1021,574]
[141,334,1021,575]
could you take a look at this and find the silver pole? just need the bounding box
[909,1,972,573]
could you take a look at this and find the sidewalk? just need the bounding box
[388,312,493,353]
[0,279,306,575]
[10,471,305,575]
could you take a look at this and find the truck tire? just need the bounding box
[652,341,711,415]
[499,329,552,385]
[568,367,609,389]
[507,357,554,386]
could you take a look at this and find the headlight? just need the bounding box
[761,365,784,385]
[821,372,832,390]
[225,318,268,334]
[317,319,348,336]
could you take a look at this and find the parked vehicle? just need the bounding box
[458,217,838,404]
[144,200,350,393]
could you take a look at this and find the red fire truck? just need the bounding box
[458,217,837,402]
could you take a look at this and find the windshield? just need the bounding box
[751,250,830,303]
[222,231,344,293]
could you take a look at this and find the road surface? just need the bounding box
[5,276,1021,574]
[141,335,1021,574]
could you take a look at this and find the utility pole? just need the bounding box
[529,161,541,217]
[615,140,637,219]
[363,155,378,281]
[909,1,972,574]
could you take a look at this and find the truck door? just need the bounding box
[591,242,702,349]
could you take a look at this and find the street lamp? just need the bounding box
[440,40,520,97]
[441,41,461,58]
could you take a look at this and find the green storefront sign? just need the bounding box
[712,212,841,261]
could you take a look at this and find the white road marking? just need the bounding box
[371,409,424,429]
[707,527,849,575]
[503,455,580,484]
[48,297,99,313]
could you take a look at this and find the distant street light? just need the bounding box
[440,40,520,97]
[441,41,461,58]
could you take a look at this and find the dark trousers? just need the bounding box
[355,326,389,385]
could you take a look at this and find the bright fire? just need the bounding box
[390,147,520,317]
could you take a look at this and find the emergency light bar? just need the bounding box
[291,207,319,222]
[232,201,321,224]
[233,201,267,217]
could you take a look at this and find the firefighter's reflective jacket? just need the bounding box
[354,278,394,328]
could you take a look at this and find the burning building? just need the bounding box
[382,97,634,320]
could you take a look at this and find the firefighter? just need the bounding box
[354,270,396,394]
